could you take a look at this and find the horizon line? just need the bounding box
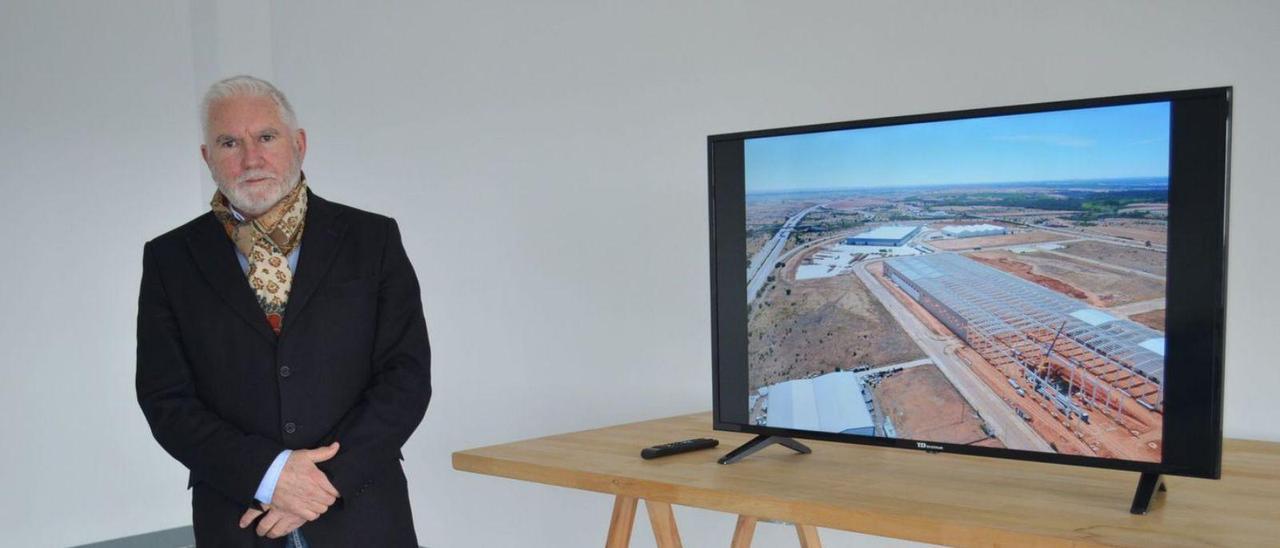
[746,175,1168,195]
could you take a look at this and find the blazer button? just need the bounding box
[284,422,297,434]
[279,365,292,377]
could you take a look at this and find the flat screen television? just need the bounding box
[708,88,1229,513]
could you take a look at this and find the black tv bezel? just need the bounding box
[708,87,1230,479]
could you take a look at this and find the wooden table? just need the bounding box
[452,412,1280,547]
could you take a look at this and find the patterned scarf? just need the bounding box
[210,179,308,335]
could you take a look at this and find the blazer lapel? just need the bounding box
[281,189,348,335]
[187,213,277,344]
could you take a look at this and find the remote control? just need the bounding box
[641,438,719,459]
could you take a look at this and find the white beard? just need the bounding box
[214,161,302,217]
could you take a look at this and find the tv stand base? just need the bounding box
[719,434,811,464]
[1130,472,1168,515]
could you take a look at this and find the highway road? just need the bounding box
[747,203,825,303]
[853,259,1053,452]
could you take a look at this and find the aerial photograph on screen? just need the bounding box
[744,102,1169,462]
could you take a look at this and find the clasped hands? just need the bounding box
[239,442,341,538]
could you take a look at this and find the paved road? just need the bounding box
[854,259,1053,452]
[747,203,824,303]
[777,232,850,264]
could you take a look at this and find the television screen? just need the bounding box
[709,88,1229,479]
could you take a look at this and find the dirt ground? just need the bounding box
[747,249,924,391]
[928,230,1071,251]
[966,252,1101,306]
[925,220,1013,230]
[966,250,1164,308]
[1130,309,1166,332]
[746,199,819,228]
[871,364,998,446]
[746,233,771,263]
[1081,219,1168,246]
[1057,240,1167,277]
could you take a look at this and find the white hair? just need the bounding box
[200,75,298,141]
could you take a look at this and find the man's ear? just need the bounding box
[294,128,307,163]
[201,143,210,165]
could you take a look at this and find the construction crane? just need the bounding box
[1039,321,1091,422]
[1038,321,1067,376]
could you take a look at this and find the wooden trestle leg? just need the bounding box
[796,524,823,547]
[605,495,684,548]
[731,515,759,547]
[645,500,684,548]
[607,497,820,548]
[605,495,638,548]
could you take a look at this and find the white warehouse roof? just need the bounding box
[851,225,920,241]
[1070,308,1120,327]
[767,372,875,435]
[941,224,1007,237]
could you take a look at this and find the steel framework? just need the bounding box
[884,253,1164,411]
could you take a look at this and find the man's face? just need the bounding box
[201,95,307,217]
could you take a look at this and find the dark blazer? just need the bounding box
[137,189,431,547]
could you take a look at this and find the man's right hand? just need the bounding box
[268,441,342,520]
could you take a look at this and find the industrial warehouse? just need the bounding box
[883,253,1166,416]
[845,225,921,246]
[941,224,1008,238]
[761,372,876,436]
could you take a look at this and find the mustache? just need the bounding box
[235,170,280,185]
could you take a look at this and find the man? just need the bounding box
[137,75,431,547]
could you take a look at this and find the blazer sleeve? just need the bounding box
[317,217,432,501]
[136,240,285,507]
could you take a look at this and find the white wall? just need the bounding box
[1,1,1277,547]
[0,1,205,545]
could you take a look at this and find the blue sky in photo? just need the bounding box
[745,101,1170,193]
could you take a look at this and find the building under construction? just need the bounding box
[883,253,1165,416]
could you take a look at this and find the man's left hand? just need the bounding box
[239,506,266,529]
[239,505,306,538]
